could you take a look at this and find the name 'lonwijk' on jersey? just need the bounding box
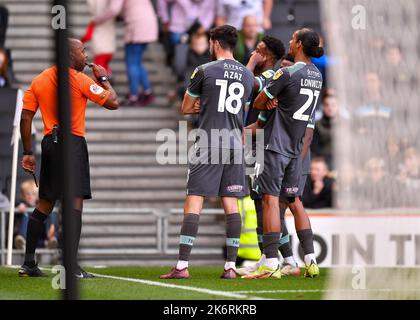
[186,59,255,150]
[262,62,323,158]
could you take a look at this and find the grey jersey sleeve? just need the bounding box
[255,70,275,93]
[263,68,290,100]
[187,67,205,98]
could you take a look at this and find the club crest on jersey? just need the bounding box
[273,69,283,80]
[191,68,198,79]
[90,84,104,95]
[262,71,274,79]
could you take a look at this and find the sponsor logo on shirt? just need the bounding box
[284,186,299,194]
[90,84,104,95]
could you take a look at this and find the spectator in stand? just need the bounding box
[158,0,216,46]
[93,0,159,106]
[0,5,8,48]
[175,31,210,96]
[234,16,264,65]
[216,0,273,31]
[14,180,58,250]
[311,94,338,169]
[180,32,210,88]
[0,48,10,87]
[399,147,420,190]
[361,157,398,209]
[81,0,116,75]
[354,71,393,127]
[303,158,334,209]
[385,135,403,176]
[158,0,215,69]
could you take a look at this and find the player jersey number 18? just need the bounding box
[215,79,245,115]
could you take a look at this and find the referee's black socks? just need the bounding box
[74,209,82,254]
[24,209,48,267]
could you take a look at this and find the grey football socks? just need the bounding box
[178,213,200,261]
[297,229,315,255]
[279,207,293,258]
[225,213,241,262]
[254,199,264,253]
[263,232,281,259]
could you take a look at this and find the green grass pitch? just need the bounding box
[0,266,328,300]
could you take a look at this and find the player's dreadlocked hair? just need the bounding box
[209,25,238,51]
[297,28,324,58]
[262,36,286,61]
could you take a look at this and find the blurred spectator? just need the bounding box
[384,41,415,95]
[303,158,334,209]
[185,33,210,82]
[175,32,210,98]
[216,0,273,31]
[93,0,159,106]
[158,0,216,45]
[82,0,116,75]
[311,94,338,169]
[385,135,403,176]
[399,147,420,190]
[158,0,216,67]
[354,71,393,134]
[234,16,264,65]
[335,162,359,209]
[14,180,58,250]
[360,157,397,208]
[0,5,8,48]
[0,48,10,87]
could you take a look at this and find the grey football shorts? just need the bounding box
[253,150,302,198]
[186,147,247,197]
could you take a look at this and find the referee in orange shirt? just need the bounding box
[19,39,119,277]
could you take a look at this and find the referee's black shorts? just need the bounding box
[39,134,92,201]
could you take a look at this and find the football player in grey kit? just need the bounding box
[160,25,254,280]
[243,28,324,279]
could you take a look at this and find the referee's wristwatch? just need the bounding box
[97,75,110,83]
[23,150,33,156]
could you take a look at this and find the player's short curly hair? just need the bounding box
[262,36,286,61]
[209,25,238,51]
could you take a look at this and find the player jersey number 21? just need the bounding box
[215,79,245,115]
[294,88,320,121]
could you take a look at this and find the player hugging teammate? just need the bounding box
[161,26,324,280]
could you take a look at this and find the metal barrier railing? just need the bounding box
[0,207,225,264]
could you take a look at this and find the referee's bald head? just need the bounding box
[69,38,88,72]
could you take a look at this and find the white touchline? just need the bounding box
[91,272,270,300]
[232,288,420,294]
